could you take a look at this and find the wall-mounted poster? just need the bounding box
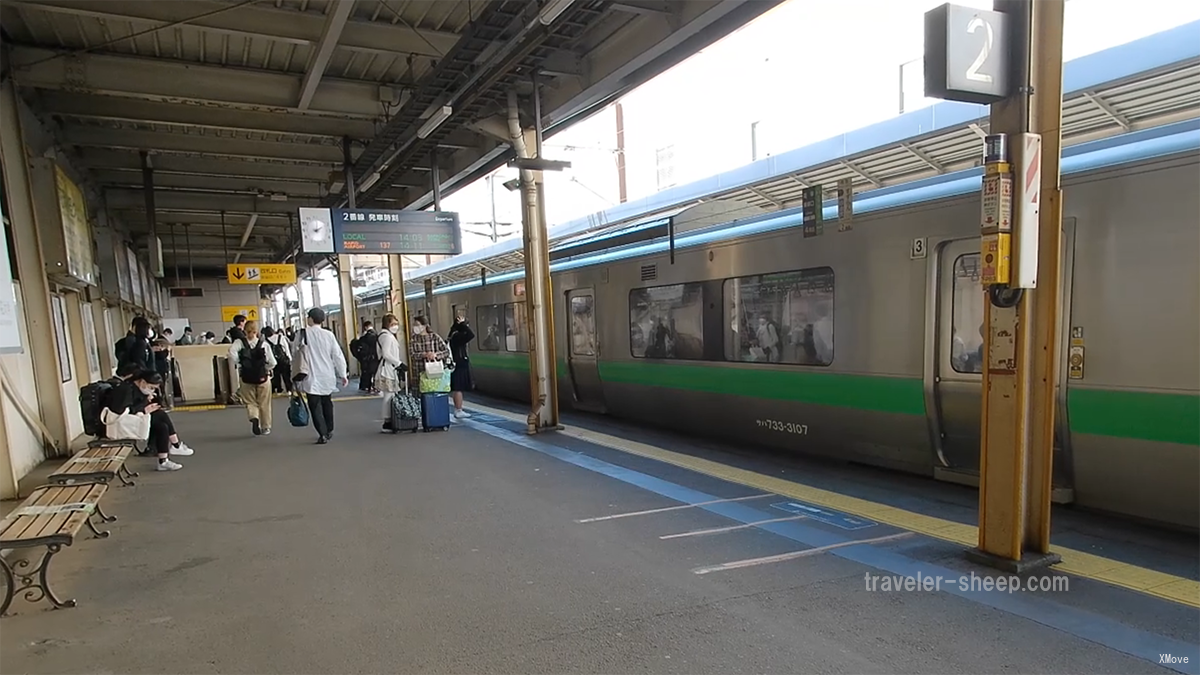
[80,302,100,375]
[0,207,23,354]
[114,239,132,303]
[52,165,94,285]
[127,247,144,308]
[50,294,72,383]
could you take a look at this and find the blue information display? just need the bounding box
[771,501,878,530]
[298,207,462,256]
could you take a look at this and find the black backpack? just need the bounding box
[359,332,379,360]
[238,338,270,384]
[270,337,290,366]
[79,379,116,437]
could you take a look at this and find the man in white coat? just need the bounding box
[293,307,348,444]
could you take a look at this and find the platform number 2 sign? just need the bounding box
[910,237,928,260]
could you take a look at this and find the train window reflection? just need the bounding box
[503,302,528,352]
[951,254,984,374]
[628,283,705,360]
[723,267,834,366]
[476,305,502,351]
[569,294,596,357]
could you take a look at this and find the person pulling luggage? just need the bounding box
[409,316,453,431]
[374,313,405,429]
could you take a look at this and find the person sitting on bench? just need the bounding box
[105,368,196,471]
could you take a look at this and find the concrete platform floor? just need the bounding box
[1,395,1197,674]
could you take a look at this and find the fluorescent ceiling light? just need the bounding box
[538,0,574,25]
[417,105,453,139]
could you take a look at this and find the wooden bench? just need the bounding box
[50,442,139,487]
[0,484,115,616]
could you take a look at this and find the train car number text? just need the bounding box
[756,419,808,435]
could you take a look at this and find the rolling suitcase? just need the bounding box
[420,392,451,431]
[388,379,421,434]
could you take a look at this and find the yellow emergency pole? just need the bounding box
[971,0,1065,571]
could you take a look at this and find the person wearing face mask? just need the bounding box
[408,316,450,381]
[374,313,405,428]
[115,317,155,375]
[105,368,195,471]
[446,312,475,420]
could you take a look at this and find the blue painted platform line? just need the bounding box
[463,416,1200,675]
[772,501,878,530]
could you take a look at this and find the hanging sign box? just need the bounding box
[298,207,462,256]
[29,159,95,287]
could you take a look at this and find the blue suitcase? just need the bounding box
[421,393,451,431]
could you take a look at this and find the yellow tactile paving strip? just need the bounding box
[468,402,1200,609]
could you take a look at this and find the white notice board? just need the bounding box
[0,209,23,354]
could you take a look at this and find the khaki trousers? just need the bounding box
[240,381,273,430]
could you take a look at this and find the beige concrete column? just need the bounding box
[0,80,68,455]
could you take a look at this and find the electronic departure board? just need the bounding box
[298,207,462,256]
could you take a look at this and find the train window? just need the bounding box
[569,295,596,356]
[503,302,528,352]
[476,305,502,351]
[722,267,834,366]
[628,283,705,359]
[951,254,984,374]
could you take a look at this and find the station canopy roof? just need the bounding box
[0,0,784,277]
[402,19,1200,294]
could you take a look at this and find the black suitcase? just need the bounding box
[386,376,421,434]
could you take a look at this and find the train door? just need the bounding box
[565,288,606,413]
[932,239,985,474]
[931,227,1077,497]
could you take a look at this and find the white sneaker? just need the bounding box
[157,459,183,471]
[169,444,194,456]
[262,428,272,435]
[458,410,472,419]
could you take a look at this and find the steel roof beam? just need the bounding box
[840,160,881,188]
[899,142,946,173]
[94,172,328,199]
[298,0,356,110]
[61,127,345,164]
[1080,92,1132,131]
[8,0,460,59]
[10,47,386,117]
[746,186,783,208]
[35,91,379,139]
[105,189,319,214]
[76,149,337,181]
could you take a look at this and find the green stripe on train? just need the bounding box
[597,361,926,416]
[1068,389,1200,446]
[472,354,1199,445]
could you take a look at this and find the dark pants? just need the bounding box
[309,394,335,438]
[149,409,175,455]
[272,363,293,393]
[359,359,379,391]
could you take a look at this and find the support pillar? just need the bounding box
[970,0,1065,572]
[386,255,409,363]
[506,90,558,432]
[0,80,67,456]
[337,136,358,361]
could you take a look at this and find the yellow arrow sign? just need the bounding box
[227,263,297,285]
[221,306,260,323]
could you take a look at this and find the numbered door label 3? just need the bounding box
[910,237,928,259]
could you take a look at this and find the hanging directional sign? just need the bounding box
[227,263,297,285]
[221,306,260,322]
[298,207,462,256]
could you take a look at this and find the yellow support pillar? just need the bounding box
[970,0,1065,571]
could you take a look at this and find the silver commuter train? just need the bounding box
[344,122,1200,530]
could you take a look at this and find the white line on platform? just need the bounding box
[575,494,774,523]
[692,531,915,575]
[660,515,811,540]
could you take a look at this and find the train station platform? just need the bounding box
[1,395,1197,674]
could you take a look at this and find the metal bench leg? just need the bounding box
[11,545,76,611]
[85,513,111,539]
[116,466,137,486]
[121,463,139,479]
[95,502,117,523]
[0,556,13,617]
